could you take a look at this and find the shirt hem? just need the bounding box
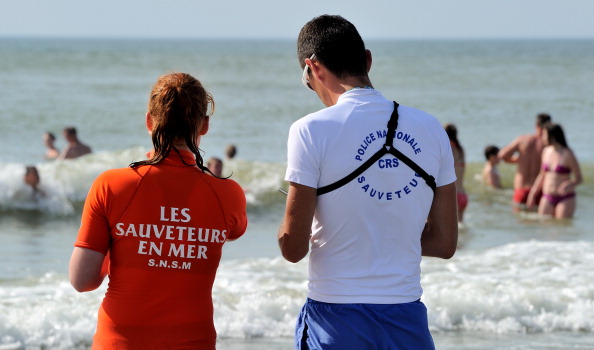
[308,292,422,304]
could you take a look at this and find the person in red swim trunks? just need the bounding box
[527,123,582,219]
[499,113,551,211]
[69,72,248,349]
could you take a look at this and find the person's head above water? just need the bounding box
[544,123,568,148]
[24,166,40,189]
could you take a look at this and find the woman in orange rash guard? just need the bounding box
[69,72,248,349]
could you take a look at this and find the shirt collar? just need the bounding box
[337,87,381,103]
[156,149,198,168]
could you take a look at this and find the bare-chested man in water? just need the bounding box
[59,127,92,159]
[498,113,551,210]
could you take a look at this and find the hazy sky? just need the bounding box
[2,0,593,40]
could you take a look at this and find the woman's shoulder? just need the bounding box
[542,145,556,156]
[93,167,146,188]
[204,177,247,209]
[203,174,244,192]
[561,147,580,166]
[101,166,144,177]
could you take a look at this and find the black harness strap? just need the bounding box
[317,101,436,196]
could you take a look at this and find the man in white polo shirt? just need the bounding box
[278,14,458,350]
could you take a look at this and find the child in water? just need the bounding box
[482,145,502,189]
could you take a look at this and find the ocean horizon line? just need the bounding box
[1,35,593,42]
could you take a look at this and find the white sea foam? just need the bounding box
[0,148,286,216]
[0,149,143,215]
[1,241,593,349]
[423,241,594,334]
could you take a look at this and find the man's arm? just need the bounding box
[69,247,108,292]
[526,170,545,208]
[421,182,458,259]
[498,137,521,164]
[278,182,317,263]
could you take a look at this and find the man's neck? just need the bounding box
[322,79,373,106]
[343,85,374,93]
[339,76,373,92]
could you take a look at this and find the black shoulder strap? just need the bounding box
[386,148,436,193]
[316,145,387,195]
[317,101,436,196]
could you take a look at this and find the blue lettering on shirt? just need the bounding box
[358,174,423,201]
[355,129,422,161]
[350,128,426,201]
[378,158,399,169]
[354,132,377,161]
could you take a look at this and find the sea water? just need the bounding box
[1,38,593,349]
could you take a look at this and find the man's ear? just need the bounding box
[145,112,153,133]
[365,49,372,73]
[309,58,324,84]
[200,116,210,135]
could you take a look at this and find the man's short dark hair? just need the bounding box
[484,145,500,160]
[536,113,551,127]
[297,15,367,79]
[64,127,77,136]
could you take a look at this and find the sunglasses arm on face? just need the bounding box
[301,54,316,91]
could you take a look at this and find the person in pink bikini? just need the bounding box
[527,123,582,218]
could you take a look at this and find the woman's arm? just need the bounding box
[527,150,547,208]
[69,247,108,292]
[561,149,583,194]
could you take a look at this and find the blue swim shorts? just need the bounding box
[295,298,435,350]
